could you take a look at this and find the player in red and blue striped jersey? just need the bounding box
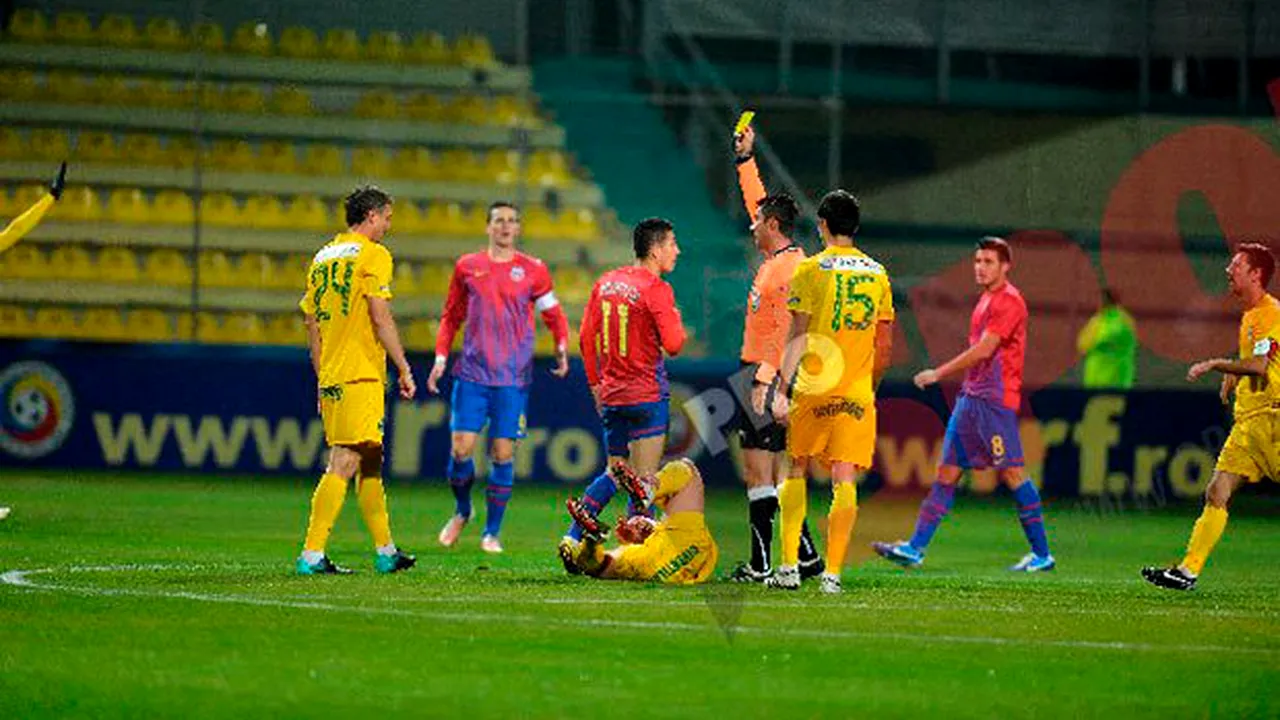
[557,218,687,571]
[427,201,570,553]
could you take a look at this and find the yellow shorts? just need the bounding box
[610,511,718,585]
[787,393,876,467]
[319,380,385,447]
[1215,412,1280,483]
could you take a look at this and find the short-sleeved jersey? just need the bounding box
[786,246,894,402]
[960,282,1028,411]
[1234,293,1280,420]
[299,231,393,387]
[437,251,557,388]
[580,265,687,406]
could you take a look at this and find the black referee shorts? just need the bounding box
[734,362,787,453]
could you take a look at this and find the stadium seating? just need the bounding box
[97,247,141,283]
[79,307,127,341]
[365,31,404,64]
[279,27,321,59]
[144,248,192,286]
[0,304,35,337]
[6,8,48,43]
[52,12,94,45]
[124,308,175,341]
[144,17,188,52]
[49,245,95,280]
[56,187,102,222]
[0,244,48,279]
[98,14,141,48]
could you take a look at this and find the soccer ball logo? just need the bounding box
[0,361,75,459]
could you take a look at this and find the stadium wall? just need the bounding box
[0,341,1243,503]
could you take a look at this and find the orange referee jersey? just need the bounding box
[737,157,804,384]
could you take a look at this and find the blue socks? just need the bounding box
[447,455,475,518]
[484,461,514,538]
[909,482,956,552]
[566,470,618,541]
[1013,480,1051,557]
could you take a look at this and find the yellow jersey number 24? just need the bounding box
[310,258,354,322]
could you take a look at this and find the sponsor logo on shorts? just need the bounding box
[811,398,865,420]
[319,384,344,401]
[652,544,700,582]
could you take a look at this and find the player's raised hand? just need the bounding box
[733,125,755,160]
[913,368,939,389]
[398,371,417,400]
[1187,360,1217,382]
[427,359,446,394]
[551,349,569,378]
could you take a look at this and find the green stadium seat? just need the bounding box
[278,26,321,59]
[323,28,361,62]
[144,17,188,51]
[97,14,140,48]
[7,9,49,43]
[52,12,94,45]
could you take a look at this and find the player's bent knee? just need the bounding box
[489,439,515,464]
[1205,472,1239,508]
[450,432,477,460]
[327,445,362,478]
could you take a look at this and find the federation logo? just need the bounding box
[0,361,75,459]
[509,266,526,282]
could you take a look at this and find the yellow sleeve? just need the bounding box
[362,245,393,300]
[787,262,813,315]
[0,193,55,255]
[877,274,895,321]
[299,261,316,314]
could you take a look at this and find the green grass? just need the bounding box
[1,471,1278,719]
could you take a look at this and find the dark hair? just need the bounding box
[817,190,860,238]
[488,201,519,223]
[757,193,799,238]
[344,185,392,227]
[1238,242,1276,288]
[976,236,1012,264]
[633,217,674,259]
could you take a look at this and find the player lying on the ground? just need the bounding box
[1143,244,1280,591]
[559,458,718,584]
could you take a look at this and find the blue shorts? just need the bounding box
[601,401,669,458]
[940,394,1024,470]
[450,379,529,440]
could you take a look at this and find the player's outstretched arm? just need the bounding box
[1187,355,1268,382]
[369,297,416,399]
[915,330,1001,389]
[733,125,767,217]
[0,162,65,255]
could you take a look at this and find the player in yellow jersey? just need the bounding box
[1144,243,1280,590]
[0,162,65,255]
[296,186,417,575]
[562,458,718,585]
[765,190,895,593]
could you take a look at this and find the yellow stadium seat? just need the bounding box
[206,139,256,172]
[144,17,188,51]
[223,84,266,114]
[448,94,489,125]
[198,192,240,226]
[7,8,48,43]
[529,150,572,186]
[242,194,288,229]
[192,21,226,53]
[194,311,222,343]
[0,244,48,279]
[403,317,436,350]
[77,130,119,163]
[198,250,237,287]
[424,201,470,236]
[124,308,174,342]
[283,194,330,232]
[52,12,93,45]
[365,31,404,64]
[238,252,284,289]
[405,92,448,122]
[48,245,93,281]
[105,187,150,224]
[31,307,76,339]
[0,304,34,338]
[12,184,47,213]
[97,247,140,282]
[522,205,555,240]
[79,307,127,341]
[271,85,313,115]
[299,145,343,176]
[492,95,536,126]
[132,77,182,108]
[455,34,497,67]
[485,149,521,184]
[120,133,166,166]
[323,28,361,62]
[55,186,102,222]
[354,89,400,119]
[144,249,192,286]
[230,22,272,56]
[391,147,438,180]
[0,69,37,102]
[393,262,420,295]
[0,188,14,218]
[264,313,305,346]
[391,201,427,234]
[194,84,224,112]
[153,189,194,224]
[0,129,21,160]
[420,263,451,294]
[554,265,592,303]
[92,74,132,107]
[351,146,390,178]
[439,148,485,183]
[28,129,71,162]
[222,312,265,345]
[562,208,601,242]
[257,140,298,174]
[278,26,320,59]
[97,14,140,48]
[164,136,198,168]
[406,31,451,64]
[47,70,93,104]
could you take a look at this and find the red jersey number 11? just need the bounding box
[600,300,630,357]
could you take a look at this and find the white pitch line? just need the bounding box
[3,565,1278,657]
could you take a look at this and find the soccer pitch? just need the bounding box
[1,472,1277,718]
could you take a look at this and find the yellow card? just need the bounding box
[733,110,755,135]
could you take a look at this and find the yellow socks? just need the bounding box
[356,476,393,549]
[777,475,807,566]
[303,472,348,553]
[1182,505,1228,576]
[825,482,858,573]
